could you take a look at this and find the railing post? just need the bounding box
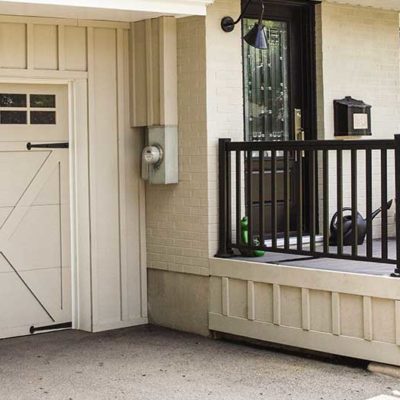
[392,134,400,277]
[216,138,233,258]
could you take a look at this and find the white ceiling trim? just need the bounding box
[0,0,215,21]
[324,0,400,11]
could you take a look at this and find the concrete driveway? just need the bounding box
[0,325,398,400]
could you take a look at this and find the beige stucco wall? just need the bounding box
[146,0,243,335]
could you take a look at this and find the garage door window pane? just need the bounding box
[30,111,56,125]
[0,94,27,108]
[30,94,56,108]
[0,111,27,124]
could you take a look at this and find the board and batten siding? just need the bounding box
[0,15,147,331]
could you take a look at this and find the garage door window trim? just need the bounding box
[0,92,57,125]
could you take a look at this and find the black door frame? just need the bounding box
[241,0,318,141]
[241,0,319,235]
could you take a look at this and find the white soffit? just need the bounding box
[325,0,400,11]
[0,0,215,21]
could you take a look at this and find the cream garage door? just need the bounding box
[0,84,71,339]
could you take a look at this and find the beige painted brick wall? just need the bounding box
[206,0,243,256]
[147,0,400,335]
[319,2,400,140]
[316,3,400,236]
[146,0,243,335]
[146,0,243,276]
[146,15,209,278]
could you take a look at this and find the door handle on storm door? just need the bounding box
[294,108,305,161]
[26,142,69,150]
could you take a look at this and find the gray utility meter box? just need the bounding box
[142,126,178,184]
[334,96,372,137]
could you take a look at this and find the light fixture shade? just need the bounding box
[244,22,268,50]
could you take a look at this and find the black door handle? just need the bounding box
[27,142,69,150]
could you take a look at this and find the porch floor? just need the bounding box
[0,325,399,400]
[238,238,397,276]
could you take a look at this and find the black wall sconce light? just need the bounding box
[221,0,267,50]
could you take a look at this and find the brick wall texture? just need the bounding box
[145,0,243,276]
[316,3,400,235]
[146,1,400,278]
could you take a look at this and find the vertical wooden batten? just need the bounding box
[222,277,230,317]
[158,16,178,126]
[86,26,96,330]
[301,288,311,331]
[145,19,154,125]
[332,292,341,336]
[363,296,373,341]
[116,28,128,322]
[26,23,34,70]
[131,20,147,127]
[58,25,65,71]
[273,284,281,326]
[247,281,255,321]
[131,16,178,128]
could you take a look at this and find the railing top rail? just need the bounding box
[224,139,396,152]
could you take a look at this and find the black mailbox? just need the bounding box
[334,96,371,136]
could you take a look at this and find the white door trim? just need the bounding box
[0,75,92,332]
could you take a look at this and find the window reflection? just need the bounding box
[0,94,27,108]
[0,111,27,124]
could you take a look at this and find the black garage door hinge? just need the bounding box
[30,322,72,334]
[26,142,69,150]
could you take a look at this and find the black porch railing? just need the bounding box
[217,135,400,277]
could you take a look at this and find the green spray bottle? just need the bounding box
[240,216,265,257]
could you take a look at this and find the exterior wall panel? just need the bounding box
[316,3,400,237]
[144,0,244,336]
[0,15,147,332]
[0,22,26,68]
[33,24,58,69]
[90,27,121,325]
[64,26,87,71]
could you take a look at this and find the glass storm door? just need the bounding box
[242,0,316,239]
[243,19,290,142]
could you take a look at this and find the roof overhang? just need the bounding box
[0,0,215,21]
[324,0,400,11]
